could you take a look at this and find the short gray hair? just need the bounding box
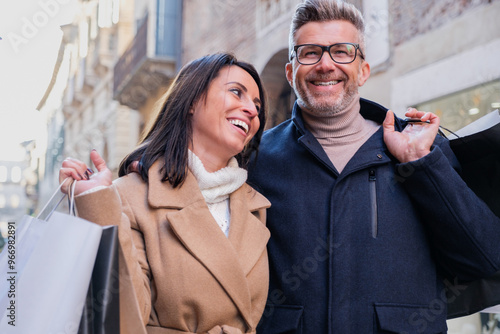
[289,0,366,60]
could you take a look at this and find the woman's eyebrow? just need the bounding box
[227,81,261,106]
[227,81,247,92]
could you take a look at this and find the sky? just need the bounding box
[0,0,77,161]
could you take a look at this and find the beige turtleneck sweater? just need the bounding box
[301,93,380,173]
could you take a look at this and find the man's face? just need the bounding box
[286,20,370,116]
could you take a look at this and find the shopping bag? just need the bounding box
[0,181,103,333]
[78,225,120,334]
[447,271,500,318]
[447,109,500,217]
[443,110,500,318]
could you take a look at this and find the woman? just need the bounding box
[59,53,270,334]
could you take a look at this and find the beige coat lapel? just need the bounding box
[146,163,270,327]
[147,162,204,209]
[228,184,270,276]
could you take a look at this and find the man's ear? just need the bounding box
[285,62,294,88]
[358,60,371,87]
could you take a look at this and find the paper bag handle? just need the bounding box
[438,125,460,139]
[37,178,76,220]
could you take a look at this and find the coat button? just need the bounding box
[377,154,383,159]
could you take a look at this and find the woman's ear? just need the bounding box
[189,102,196,115]
[190,98,201,115]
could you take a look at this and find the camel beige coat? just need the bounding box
[75,162,271,334]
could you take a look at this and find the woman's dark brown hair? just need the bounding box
[118,53,267,188]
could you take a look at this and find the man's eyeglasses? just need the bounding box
[291,43,365,65]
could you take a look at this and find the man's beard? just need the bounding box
[294,75,358,117]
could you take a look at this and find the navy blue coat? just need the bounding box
[248,98,500,334]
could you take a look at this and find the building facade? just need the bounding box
[0,159,32,246]
[36,0,140,208]
[59,0,140,177]
[181,0,500,132]
[113,0,183,135]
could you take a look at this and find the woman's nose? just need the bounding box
[242,100,259,117]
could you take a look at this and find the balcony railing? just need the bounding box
[113,18,148,104]
[113,6,179,110]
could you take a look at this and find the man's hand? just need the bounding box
[383,108,440,163]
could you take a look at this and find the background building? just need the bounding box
[0,160,31,218]
[113,0,182,132]
[35,0,140,207]
[36,0,183,208]
[0,158,34,251]
[59,0,140,176]
[181,0,500,132]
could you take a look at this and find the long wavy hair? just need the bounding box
[118,53,267,188]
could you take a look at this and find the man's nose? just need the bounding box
[315,50,337,70]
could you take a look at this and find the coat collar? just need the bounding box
[147,161,270,328]
[290,98,402,177]
[147,161,204,209]
[290,97,405,133]
[147,161,270,211]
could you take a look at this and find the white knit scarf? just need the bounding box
[188,150,247,236]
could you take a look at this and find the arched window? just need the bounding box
[0,166,7,183]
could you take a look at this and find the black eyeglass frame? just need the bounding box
[290,43,365,65]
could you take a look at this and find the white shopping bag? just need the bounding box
[0,181,102,333]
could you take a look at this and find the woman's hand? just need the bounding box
[59,150,112,195]
[383,108,440,163]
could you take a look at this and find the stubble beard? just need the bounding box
[294,76,359,117]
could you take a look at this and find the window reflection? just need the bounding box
[416,80,500,132]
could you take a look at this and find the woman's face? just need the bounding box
[190,65,262,170]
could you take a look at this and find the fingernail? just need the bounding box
[87,168,94,175]
[91,149,96,152]
[78,173,85,180]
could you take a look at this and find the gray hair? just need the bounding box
[289,0,366,60]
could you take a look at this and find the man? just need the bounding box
[248,0,500,333]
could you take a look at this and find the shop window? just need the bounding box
[11,166,22,183]
[416,80,500,132]
[10,194,20,209]
[0,166,7,183]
